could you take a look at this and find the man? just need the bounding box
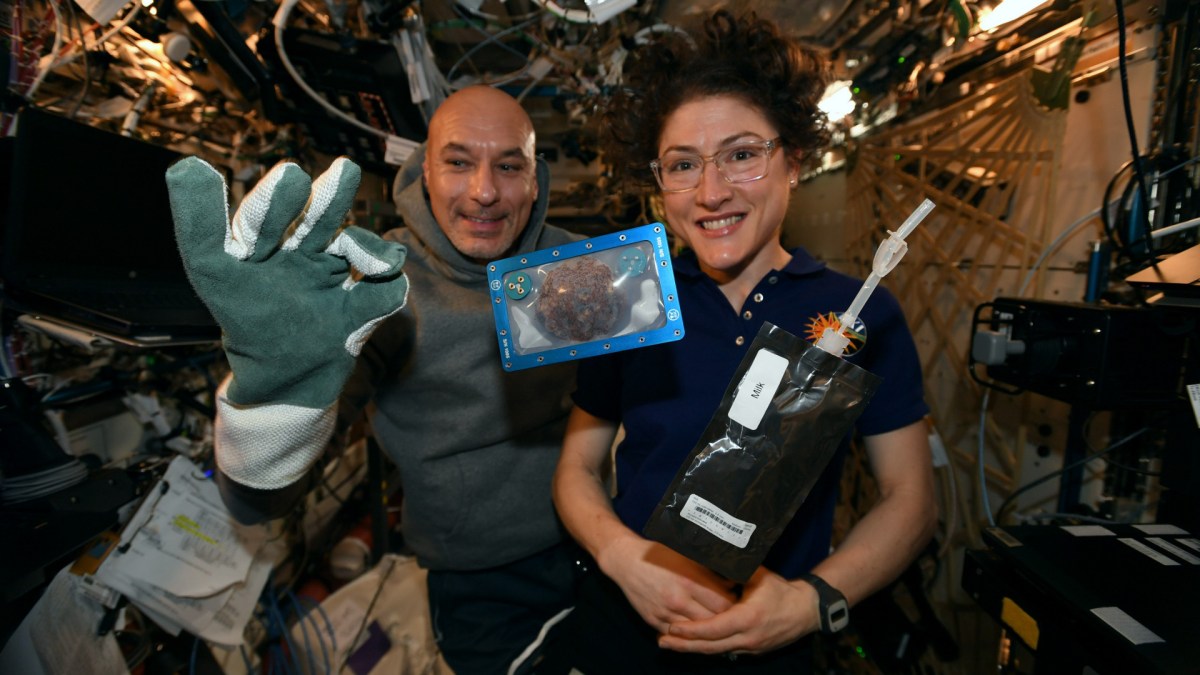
[168,86,581,674]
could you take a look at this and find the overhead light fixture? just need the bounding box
[818,81,856,118]
[977,0,1050,32]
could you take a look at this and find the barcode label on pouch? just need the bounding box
[681,494,756,549]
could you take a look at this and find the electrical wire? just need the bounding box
[290,590,331,675]
[240,644,255,673]
[1112,0,1152,248]
[289,592,318,675]
[24,0,67,99]
[1017,155,1200,298]
[52,2,143,70]
[1016,204,1108,296]
[1015,154,1200,295]
[1081,413,1164,477]
[993,426,1150,523]
[1100,157,1138,256]
[1094,453,1162,477]
[337,556,397,673]
[262,576,306,675]
[63,0,92,118]
[977,388,996,527]
[452,4,534,61]
[272,0,395,141]
[444,15,543,87]
[1102,154,1200,270]
[1147,215,1200,240]
[298,594,339,655]
[25,1,144,101]
[934,430,960,560]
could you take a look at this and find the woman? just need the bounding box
[543,10,937,674]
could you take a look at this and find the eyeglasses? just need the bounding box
[649,137,782,193]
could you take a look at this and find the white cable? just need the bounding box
[24,0,67,99]
[50,3,143,71]
[273,0,392,140]
[1149,215,1200,239]
[1016,204,1108,296]
[937,453,960,559]
[506,607,573,675]
[978,388,996,527]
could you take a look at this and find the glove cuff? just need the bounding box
[215,377,336,490]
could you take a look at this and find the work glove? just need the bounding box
[166,156,408,491]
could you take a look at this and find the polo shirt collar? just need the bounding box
[673,247,827,279]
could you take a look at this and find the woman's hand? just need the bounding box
[656,566,818,655]
[599,533,739,635]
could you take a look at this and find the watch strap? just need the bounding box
[801,573,850,634]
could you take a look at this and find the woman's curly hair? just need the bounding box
[598,10,831,193]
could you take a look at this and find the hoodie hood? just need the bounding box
[391,143,553,283]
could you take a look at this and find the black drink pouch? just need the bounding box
[642,322,882,582]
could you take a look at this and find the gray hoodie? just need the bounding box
[338,146,581,570]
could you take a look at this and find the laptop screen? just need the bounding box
[3,107,187,286]
[1,107,219,343]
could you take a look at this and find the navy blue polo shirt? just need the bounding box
[572,247,929,578]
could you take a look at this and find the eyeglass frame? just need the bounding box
[648,137,783,193]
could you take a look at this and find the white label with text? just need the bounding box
[681,493,756,549]
[728,349,788,430]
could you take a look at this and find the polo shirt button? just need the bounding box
[753,293,764,303]
[735,336,745,346]
[768,276,778,284]
[742,311,752,320]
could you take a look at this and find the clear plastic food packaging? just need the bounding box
[487,223,685,371]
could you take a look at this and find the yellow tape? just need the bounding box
[1002,596,1039,650]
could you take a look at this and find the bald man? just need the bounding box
[213,86,582,673]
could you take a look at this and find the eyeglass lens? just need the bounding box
[656,141,773,191]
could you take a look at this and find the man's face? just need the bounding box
[423,95,539,263]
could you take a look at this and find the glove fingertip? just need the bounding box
[166,156,230,255]
[345,273,410,329]
[373,241,408,277]
[332,156,362,185]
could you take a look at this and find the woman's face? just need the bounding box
[657,95,798,280]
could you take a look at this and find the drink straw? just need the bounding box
[814,198,936,356]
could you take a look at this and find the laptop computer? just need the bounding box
[1,108,219,346]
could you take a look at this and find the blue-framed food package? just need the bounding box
[487,223,685,371]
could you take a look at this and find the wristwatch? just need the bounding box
[801,573,849,634]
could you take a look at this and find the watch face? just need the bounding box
[828,598,850,633]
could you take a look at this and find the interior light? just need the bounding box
[978,0,1049,31]
[817,81,856,118]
